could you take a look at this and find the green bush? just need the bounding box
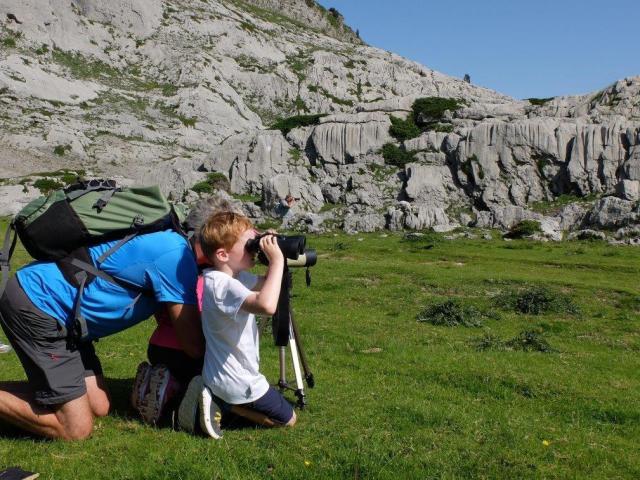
[178,116,197,127]
[495,285,580,315]
[474,330,555,353]
[412,97,463,126]
[416,299,485,327]
[389,115,421,142]
[191,182,212,194]
[2,37,16,48]
[504,220,542,239]
[53,145,71,156]
[380,143,417,168]
[33,178,64,194]
[526,97,554,106]
[191,172,230,195]
[505,330,555,352]
[271,114,326,136]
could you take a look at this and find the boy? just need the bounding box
[178,211,296,438]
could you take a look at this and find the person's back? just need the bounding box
[17,230,197,339]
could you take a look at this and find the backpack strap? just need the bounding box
[65,179,117,201]
[0,221,18,296]
[61,232,152,343]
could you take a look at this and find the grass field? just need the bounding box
[0,230,639,479]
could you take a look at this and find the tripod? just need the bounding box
[273,267,314,408]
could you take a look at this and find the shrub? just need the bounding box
[495,285,579,315]
[178,115,197,127]
[526,97,553,106]
[416,299,484,327]
[271,114,326,136]
[191,172,230,195]
[191,182,212,194]
[33,178,64,194]
[2,37,16,48]
[388,115,421,142]
[380,143,416,168]
[504,220,542,239]
[505,330,555,353]
[53,145,71,156]
[412,97,463,126]
[474,330,555,353]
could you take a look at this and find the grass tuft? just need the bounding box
[417,299,488,327]
[495,285,580,315]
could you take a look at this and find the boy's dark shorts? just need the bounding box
[214,386,294,425]
[0,276,102,406]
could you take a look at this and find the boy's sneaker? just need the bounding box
[177,375,203,433]
[199,385,223,439]
[130,361,151,411]
[138,364,181,425]
[0,342,11,354]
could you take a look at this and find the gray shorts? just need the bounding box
[0,276,102,406]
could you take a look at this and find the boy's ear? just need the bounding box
[215,247,229,262]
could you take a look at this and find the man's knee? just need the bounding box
[63,418,94,440]
[55,395,95,440]
[86,375,110,417]
[285,410,297,427]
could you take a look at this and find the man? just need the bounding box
[0,226,204,440]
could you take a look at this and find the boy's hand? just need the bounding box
[260,234,284,265]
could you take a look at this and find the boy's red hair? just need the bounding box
[200,211,253,261]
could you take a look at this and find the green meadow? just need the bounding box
[0,231,639,479]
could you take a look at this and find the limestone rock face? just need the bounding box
[311,113,392,165]
[0,0,638,236]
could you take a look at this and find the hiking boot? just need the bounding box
[0,342,11,354]
[130,361,151,411]
[177,375,203,434]
[199,385,223,439]
[138,364,181,426]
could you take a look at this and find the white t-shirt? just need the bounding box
[201,269,270,404]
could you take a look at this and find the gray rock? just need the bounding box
[343,212,386,233]
[585,197,637,229]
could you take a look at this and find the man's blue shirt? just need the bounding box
[16,230,198,340]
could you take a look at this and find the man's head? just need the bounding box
[200,211,256,272]
[185,194,243,266]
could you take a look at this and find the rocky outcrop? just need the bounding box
[0,0,638,239]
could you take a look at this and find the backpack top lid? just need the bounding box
[14,181,178,261]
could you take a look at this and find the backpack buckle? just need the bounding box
[132,214,144,228]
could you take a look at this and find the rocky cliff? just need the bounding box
[0,0,638,240]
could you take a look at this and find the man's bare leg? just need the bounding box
[0,375,110,440]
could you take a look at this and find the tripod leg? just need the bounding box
[288,327,306,409]
[289,310,315,388]
[278,346,287,390]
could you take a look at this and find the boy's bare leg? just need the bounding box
[0,374,110,439]
[230,405,296,427]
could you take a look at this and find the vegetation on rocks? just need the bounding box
[191,172,230,194]
[271,113,326,135]
[380,143,417,167]
[504,220,543,238]
[387,97,463,142]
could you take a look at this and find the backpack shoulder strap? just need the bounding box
[0,221,18,296]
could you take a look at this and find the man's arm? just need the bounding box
[165,303,205,358]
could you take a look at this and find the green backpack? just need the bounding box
[0,179,185,341]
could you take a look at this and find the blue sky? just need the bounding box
[316,0,639,100]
